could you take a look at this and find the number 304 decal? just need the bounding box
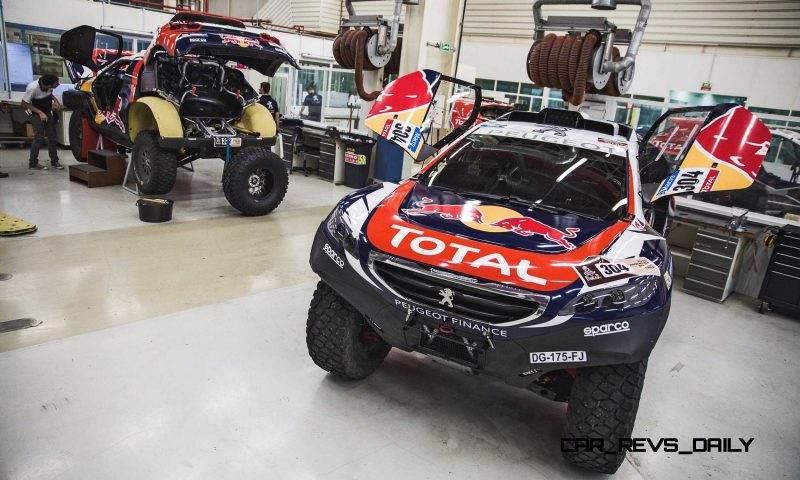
[381,119,423,154]
[597,263,631,277]
[575,257,660,288]
[654,168,720,200]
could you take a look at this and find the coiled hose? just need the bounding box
[332,28,402,101]
[528,31,625,106]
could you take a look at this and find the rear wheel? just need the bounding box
[131,130,177,195]
[306,282,391,380]
[562,360,648,474]
[222,147,288,216]
[68,110,86,162]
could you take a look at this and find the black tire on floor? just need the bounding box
[562,360,648,474]
[68,110,86,162]
[222,147,288,216]
[131,130,177,195]
[306,281,391,380]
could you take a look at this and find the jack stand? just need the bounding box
[121,155,140,195]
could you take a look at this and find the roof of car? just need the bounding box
[474,120,630,157]
[170,12,246,29]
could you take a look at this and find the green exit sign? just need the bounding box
[440,42,451,52]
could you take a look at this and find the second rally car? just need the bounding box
[305,70,770,474]
[60,13,299,216]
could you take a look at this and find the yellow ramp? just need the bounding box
[0,212,37,236]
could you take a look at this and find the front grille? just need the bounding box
[418,325,484,368]
[372,258,546,325]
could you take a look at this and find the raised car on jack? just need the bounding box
[60,13,299,216]
[305,70,770,474]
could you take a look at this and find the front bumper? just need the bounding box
[158,136,276,150]
[310,224,670,390]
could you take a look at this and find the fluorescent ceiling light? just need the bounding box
[611,198,628,210]
[556,157,587,183]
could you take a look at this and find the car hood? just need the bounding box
[364,181,630,293]
[398,184,617,254]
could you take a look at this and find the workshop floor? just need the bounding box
[1,147,799,480]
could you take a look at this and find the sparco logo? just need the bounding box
[323,243,344,269]
[583,321,630,337]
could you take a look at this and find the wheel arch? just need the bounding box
[128,97,183,143]
[234,102,276,138]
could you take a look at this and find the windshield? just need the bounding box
[418,133,629,221]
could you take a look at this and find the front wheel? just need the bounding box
[222,147,288,216]
[562,360,648,474]
[306,282,391,380]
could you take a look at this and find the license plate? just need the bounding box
[529,351,587,364]
[213,136,242,147]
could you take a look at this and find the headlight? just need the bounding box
[326,207,359,257]
[558,278,659,315]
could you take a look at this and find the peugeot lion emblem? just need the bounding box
[438,288,455,308]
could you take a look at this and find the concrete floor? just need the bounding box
[1,146,799,479]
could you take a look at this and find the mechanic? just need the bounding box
[301,85,322,122]
[258,82,280,129]
[21,74,63,170]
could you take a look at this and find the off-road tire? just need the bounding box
[68,110,86,162]
[562,360,648,474]
[306,281,391,380]
[222,147,288,216]
[131,130,177,195]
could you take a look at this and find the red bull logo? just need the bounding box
[693,105,770,179]
[403,197,581,250]
[370,70,437,116]
[491,217,579,250]
[403,197,485,223]
[221,35,260,48]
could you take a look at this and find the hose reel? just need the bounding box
[334,0,405,101]
[527,0,651,106]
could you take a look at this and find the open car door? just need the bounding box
[60,25,125,83]
[639,104,771,202]
[364,69,482,160]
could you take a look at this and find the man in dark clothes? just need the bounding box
[301,85,322,122]
[21,74,63,170]
[258,82,280,129]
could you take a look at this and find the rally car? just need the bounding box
[60,13,299,216]
[305,70,770,473]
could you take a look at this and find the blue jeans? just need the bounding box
[29,112,59,165]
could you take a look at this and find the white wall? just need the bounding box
[463,0,800,49]
[3,0,333,62]
[458,39,800,111]
[4,0,172,36]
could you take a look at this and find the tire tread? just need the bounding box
[563,360,648,474]
[306,282,389,379]
[132,130,177,195]
[222,147,289,216]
